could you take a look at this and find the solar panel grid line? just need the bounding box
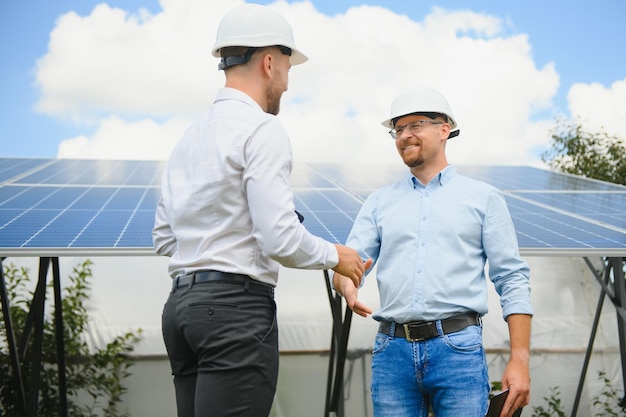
[554,168,626,190]
[146,160,165,188]
[543,215,626,248]
[510,213,594,249]
[68,187,126,248]
[523,192,626,217]
[117,159,144,187]
[293,192,342,244]
[15,159,119,186]
[505,197,626,250]
[0,186,66,235]
[0,204,32,234]
[506,192,626,235]
[113,186,155,248]
[456,165,626,192]
[0,185,34,210]
[11,183,161,189]
[20,186,95,248]
[20,158,82,185]
[307,163,368,203]
[73,159,126,185]
[512,190,626,194]
[511,227,554,249]
[311,189,361,222]
[0,159,56,186]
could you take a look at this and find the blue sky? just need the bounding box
[1,0,625,165]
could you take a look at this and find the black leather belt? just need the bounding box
[379,312,481,342]
[172,270,273,292]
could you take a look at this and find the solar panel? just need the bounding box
[1,158,625,257]
[0,158,56,184]
[455,165,626,191]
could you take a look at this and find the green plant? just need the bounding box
[531,372,626,417]
[541,116,626,185]
[531,386,567,417]
[593,371,626,417]
[0,260,142,417]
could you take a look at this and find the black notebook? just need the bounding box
[486,390,523,417]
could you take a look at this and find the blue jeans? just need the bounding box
[371,321,489,417]
[162,278,278,417]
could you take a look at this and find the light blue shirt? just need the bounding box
[346,165,532,323]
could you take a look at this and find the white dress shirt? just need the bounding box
[153,88,338,285]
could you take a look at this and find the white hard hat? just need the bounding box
[212,3,308,67]
[381,86,460,138]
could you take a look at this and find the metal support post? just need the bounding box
[324,269,352,417]
[0,257,27,416]
[610,257,626,407]
[51,257,68,416]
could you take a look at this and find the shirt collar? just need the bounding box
[215,87,263,112]
[410,165,457,189]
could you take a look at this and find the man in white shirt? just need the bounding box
[152,4,370,417]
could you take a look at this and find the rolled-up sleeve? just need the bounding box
[483,191,533,320]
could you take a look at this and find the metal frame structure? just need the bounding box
[570,256,626,416]
[0,257,68,417]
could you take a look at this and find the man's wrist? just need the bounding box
[509,349,530,363]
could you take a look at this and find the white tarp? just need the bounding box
[3,255,622,416]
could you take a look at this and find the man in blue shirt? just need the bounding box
[333,86,533,417]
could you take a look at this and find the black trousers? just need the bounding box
[162,276,278,417]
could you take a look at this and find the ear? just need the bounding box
[440,123,451,141]
[261,52,274,78]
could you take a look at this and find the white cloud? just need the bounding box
[37,0,566,164]
[567,78,626,138]
[57,116,189,159]
[35,1,229,121]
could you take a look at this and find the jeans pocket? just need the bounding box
[443,325,482,352]
[372,332,391,355]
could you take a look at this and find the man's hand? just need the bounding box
[333,271,373,318]
[332,244,372,287]
[500,314,531,417]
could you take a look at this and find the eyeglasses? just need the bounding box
[388,120,443,140]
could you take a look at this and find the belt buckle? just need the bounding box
[403,323,424,342]
[403,322,431,342]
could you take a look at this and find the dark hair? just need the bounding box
[218,45,292,71]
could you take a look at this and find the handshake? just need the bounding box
[331,244,374,318]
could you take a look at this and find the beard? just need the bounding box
[266,83,283,115]
[404,156,425,168]
[399,144,425,168]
